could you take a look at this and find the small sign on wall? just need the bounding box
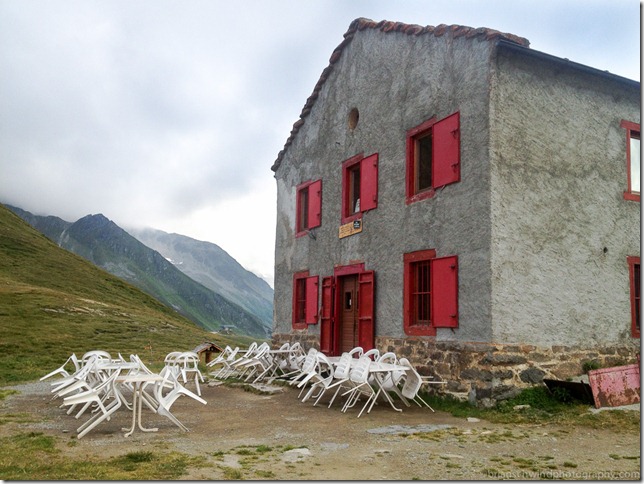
[339,219,362,238]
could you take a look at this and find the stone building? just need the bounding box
[270,18,640,404]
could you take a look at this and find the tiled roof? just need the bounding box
[271,18,530,172]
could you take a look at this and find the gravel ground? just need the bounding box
[1,380,640,480]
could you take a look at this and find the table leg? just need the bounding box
[375,373,403,412]
[123,381,158,436]
[136,384,158,432]
[122,382,138,437]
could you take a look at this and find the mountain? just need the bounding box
[129,228,273,329]
[0,203,233,384]
[6,205,269,338]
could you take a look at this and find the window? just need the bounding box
[295,179,322,236]
[403,250,458,336]
[406,112,460,204]
[341,153,378,223]
[628,256,640,338]
[621,120,640,202]
[292,271,318,328]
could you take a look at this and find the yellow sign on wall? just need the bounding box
[339,219,362,239]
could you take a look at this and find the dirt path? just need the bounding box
[1,381,640,480]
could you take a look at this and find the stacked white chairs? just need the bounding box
[228,342,270,380]
[208,346,241,379]
[292,347,447,417]
[238,343,273,382]
[43,350,209,439]
[256,342,290,382]
[215,342,259,379]
[276,342,307,381]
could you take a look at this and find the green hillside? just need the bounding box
[0,204,256,385]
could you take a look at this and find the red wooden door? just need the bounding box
[319,277,334,354]
[357,271,375,351]
[339,275,358,353]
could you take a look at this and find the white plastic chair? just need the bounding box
[209,346,240,379]
[276,343,307,380]
[398,358,446,412]
[300,353,335,403]
[348,347,363,359]
[146,366,207,432]
[306,352,351,407]
[340,356,377,417]
[61,369,123,439]
[362,348,380,360]
[290,348,319,398]
[51,356,103,401]
[40,353,81,382]
[175,351,204,396]
[206,346,234,369]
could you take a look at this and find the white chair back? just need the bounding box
[334,353,353,380]
[349,356,371,385]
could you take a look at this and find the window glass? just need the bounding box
[412,260,431,324]
[295,278,306,324]
[349,164,361,214]
[416,133,432,192]
[634,262,640,335]
[630,134,640,194]
[297,187,309,232]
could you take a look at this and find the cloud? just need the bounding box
[0,0,638,285]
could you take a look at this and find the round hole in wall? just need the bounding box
[348,108,359,130]
[603,247,608,254]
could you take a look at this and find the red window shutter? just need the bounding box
[432,112,460,189]
[305,275,319,324]
[431,255,458,328]
[307,179,322,229]
[359,153,378,212]
[319,277,334,353]
[357,271,375,350]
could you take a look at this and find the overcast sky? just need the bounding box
[0,0,639,286]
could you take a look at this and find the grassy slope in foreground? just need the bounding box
[0,205,254,385]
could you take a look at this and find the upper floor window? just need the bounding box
[296,179,322,236]
[341,153,378,223]
[292,271,318,329]
[403,249,458,336]
[628,256,640,338]
[406,112,460,204]
[621,120,640,202]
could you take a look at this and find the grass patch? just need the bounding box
[0,432,208,480]
[421,386,640,431]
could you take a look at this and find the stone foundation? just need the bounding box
[273,332,640,407]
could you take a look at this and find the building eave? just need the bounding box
[495,38,640,89]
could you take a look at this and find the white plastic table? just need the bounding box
[116,373,164,437]
[367,362,410,413]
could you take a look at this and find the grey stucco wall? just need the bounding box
[273,29,497,342]
[489,47,640,347]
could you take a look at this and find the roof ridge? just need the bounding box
[271,18,530,172]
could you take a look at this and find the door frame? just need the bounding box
[321,263,377,356]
